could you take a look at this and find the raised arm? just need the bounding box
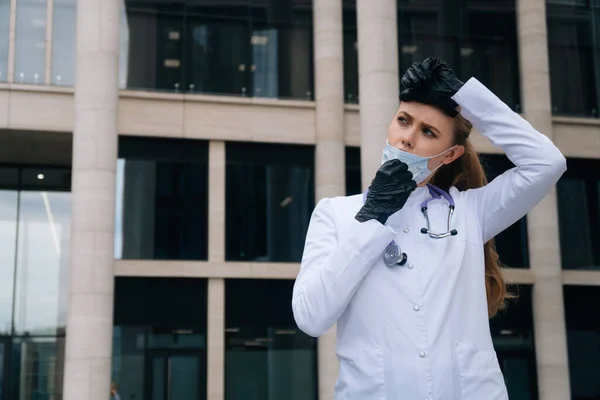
[292,198,396,337]
[452,78,567,243]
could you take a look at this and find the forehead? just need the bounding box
[398,101,453,131]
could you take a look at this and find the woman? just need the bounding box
[292,58,566,399]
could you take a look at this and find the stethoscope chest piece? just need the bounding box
[384,242,408,267]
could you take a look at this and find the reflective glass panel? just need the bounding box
[14,0,47,84]
[547,1,600,117]
[564,285,600,400]
[397,0,520,110]
[112,277,207,400]
[0,339,4,400]
[123,0,314,99]
[342,1,358,103]
[225,142,314,262]
[0,0,9,82]
[225,279,318,400]
[481,155,530,268]
[0,168,18,336]
[13,168,71,336]
[346,146,361,196]
[490,285,538,400]
[10,336,65,400]
[115,137,209,260]
[51,0,75,86]
[557,158,600,269]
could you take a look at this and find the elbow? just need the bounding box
[292,293,331,338]
[548,150,567,180]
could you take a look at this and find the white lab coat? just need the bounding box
[292,78,567,400]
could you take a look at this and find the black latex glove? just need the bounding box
[400,57,465,117]
[355,160,417,225]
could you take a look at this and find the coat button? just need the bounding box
[413,305,420,311]
[419,351,426,358]
[407,263,414,269]
[403,228,409,233]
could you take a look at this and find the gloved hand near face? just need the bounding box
[355,160,417,225]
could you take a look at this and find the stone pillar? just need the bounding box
[313,0,345,397]
[356,0,399,190]
[207,278,225,400]
[209,141,226,263]
[207,141,226,400]
[63,0,120,399]
[516,1,571,399]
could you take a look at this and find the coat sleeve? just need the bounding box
[451,78,567,243]
[292,197,396,337]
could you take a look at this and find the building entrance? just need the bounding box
[145,349,206,400]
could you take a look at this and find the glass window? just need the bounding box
[0,0,9,82]
[346,146,361,196]
[13,168,71,336]
[51,0,75,86]
[0,337,6,399]
[225,279,318,400]
[115,137,209,261]
[225,142,314,262]
[10,336,65,399]
[14,0,47,84]
[113,277,208,400]
[342,0,520,107]
[123,0,314,100]
[343,1,359,103]
[123,0,185,92]
[397,0,521,110]
[490,285,538,400]
[547,1,600,117]
[481,155,530,268]
[0,166,71,400]
[557,158,600,269]
[0,168,18,335]
[564,285,600,400]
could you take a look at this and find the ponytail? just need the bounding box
[430,115,512,318]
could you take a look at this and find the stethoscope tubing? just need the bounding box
[364,184,458,267]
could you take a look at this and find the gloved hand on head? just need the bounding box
[399,57,465,117]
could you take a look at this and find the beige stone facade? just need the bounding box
[1,0,600,399]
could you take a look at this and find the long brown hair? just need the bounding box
[429,114,512,318]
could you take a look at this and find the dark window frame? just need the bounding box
[225,142,315,262]
[557,157,600,269]
[117,136,209,261]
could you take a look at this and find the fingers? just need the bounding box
[404,64,428,86]
[380,159,407,173]
[412,65,429,82]
[377,160,413,182]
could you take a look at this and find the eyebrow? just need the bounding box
[398,111,442,136]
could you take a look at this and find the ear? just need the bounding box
[443,145,465,165]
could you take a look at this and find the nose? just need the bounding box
[399,130,415,150]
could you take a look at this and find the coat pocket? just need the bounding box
[335,348,386,400]
[454,341,508,400]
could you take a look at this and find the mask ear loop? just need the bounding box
[427,145,458,172]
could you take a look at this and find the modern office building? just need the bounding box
[0,0,599,399]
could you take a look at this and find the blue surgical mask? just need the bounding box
[381,141,456,184]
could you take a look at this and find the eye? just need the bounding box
[397,116,409,125]
[422,127,437,138]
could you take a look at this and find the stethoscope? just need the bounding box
[363,184,458,267]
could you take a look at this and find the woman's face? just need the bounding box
[387,101,465,180]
